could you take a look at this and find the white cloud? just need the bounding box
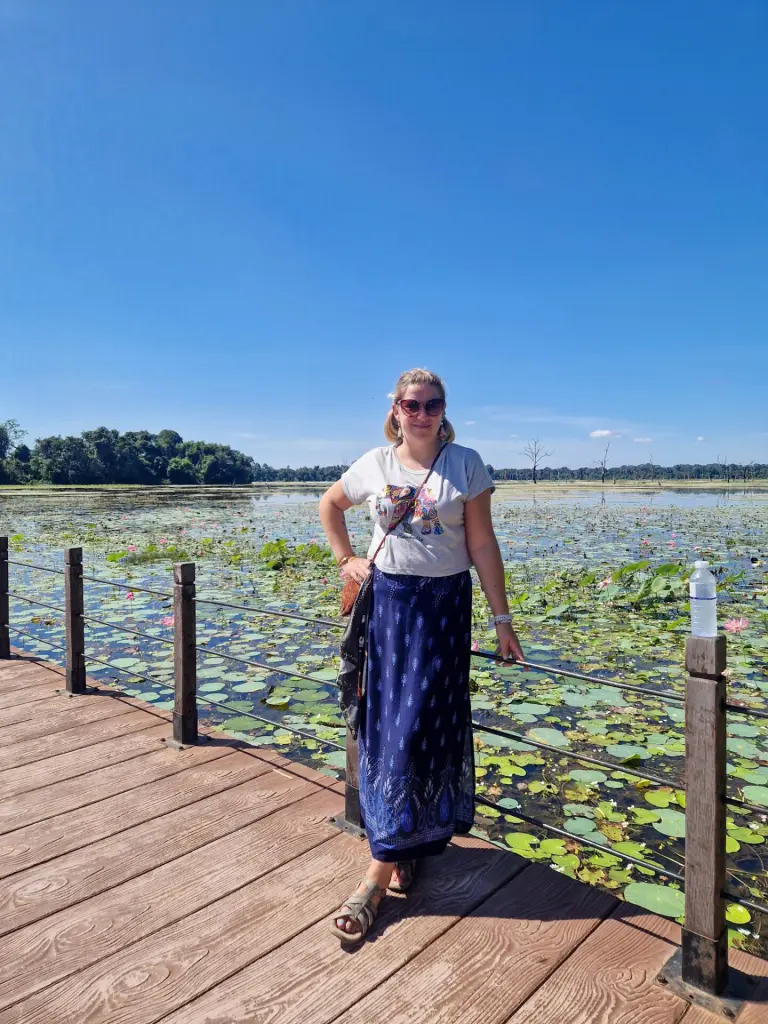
[633,437,653,443]
[509,433,519,438]
[589,429,620,439]
[464,420,476,426]
[696,436,706,442]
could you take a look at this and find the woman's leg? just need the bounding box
[334,857,394,935]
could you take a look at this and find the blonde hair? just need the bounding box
[384,368,456,445]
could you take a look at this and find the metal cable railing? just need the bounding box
[80,575,172,599]
[476,794,686,882]
[81,650,345,752]
[7,593,65,615]
[80,613,175,647]
[194,694,345,751]
[194,595,340,630]
[7,559,65,576]
[8,626,67,652]
[474,720,679,788]
[725,702,768,722]
[474,649,686,703]
[194,644,334,688]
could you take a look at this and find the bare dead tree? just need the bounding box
[742,460,756,484]
[594,442,611,486]
[522,437,553,485]
[716,453,730,483]
[648,451,655,482]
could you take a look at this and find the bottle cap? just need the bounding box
[694,560,709,568]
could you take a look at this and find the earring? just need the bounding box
[396,421,402,439]
[439,419,447,440]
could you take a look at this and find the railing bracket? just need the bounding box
[163,734,210,751]
[656,947,756,1020]
[327,813,366,840]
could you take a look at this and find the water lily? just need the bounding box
[319,577,328,585]
[597,578,612,589]
[724,617,749,634]
[125,591,135,600]
[640,539,650,546]
[471,641,480,651]
[127,545,137,553]
[161,615,174,627]
[667,541,676,548]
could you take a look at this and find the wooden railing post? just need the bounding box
[656,633,752,1018]
[64,547,86,693]
[172,562,197,746]
[0,538,9,659]
[682,633,728,993]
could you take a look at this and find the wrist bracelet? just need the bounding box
[492,614,512,625]
[337,554,354,568]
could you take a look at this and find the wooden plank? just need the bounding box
[0,693,113,729]
[505,902,689,1024]
[0,740,233,840]
[160,836,524,1024]
[337,862,617,1024]
[0,708,159,771]
[0,754,325,936]
[4,830,366,1024]
[0,749,264,879]
[0,681,59,711]
[0,788,342,1012]
[0,696,133,746]
[0,723,169,798]
[0,664,55,693]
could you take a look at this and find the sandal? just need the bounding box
[329,879,384,944]
[388,859,417,893]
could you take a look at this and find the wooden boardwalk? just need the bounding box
[1,654,767,1024]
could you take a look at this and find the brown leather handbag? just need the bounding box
[340,444,446,616]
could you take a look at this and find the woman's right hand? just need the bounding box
[341,556,373,583]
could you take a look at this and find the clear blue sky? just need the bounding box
[2,1,766,469]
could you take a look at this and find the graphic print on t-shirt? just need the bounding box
[375,484,444,536]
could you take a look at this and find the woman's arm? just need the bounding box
[465,490,524,662]
[318,481,372,583]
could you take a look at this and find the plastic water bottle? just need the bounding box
[689,560,717,637]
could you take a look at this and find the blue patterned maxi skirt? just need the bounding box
[358,567,475,862]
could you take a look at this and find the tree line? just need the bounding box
[1,420,764,485]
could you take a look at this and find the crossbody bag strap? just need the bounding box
[370,442,447,564]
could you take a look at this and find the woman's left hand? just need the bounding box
[495,621,524,663]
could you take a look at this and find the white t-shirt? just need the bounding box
[341,443,495,577]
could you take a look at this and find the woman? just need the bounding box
[318,367,523,943]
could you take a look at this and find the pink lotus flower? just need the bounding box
[471,641,480,651]
[671,533,677,539]
[127,545,137,553]
[159,538,167,545]
[319,577,328,585]
[724,618,749,634]
[597,577,612,589]
[161,615,174,627]
[668,541,677,548]
[640,539,650,546]
[126,592,135,600]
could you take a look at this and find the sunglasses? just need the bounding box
[396,398,446,417]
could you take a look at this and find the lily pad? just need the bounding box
[527,726,570,748]
[624,882,685,918]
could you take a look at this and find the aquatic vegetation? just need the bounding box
[1,484,767,954]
